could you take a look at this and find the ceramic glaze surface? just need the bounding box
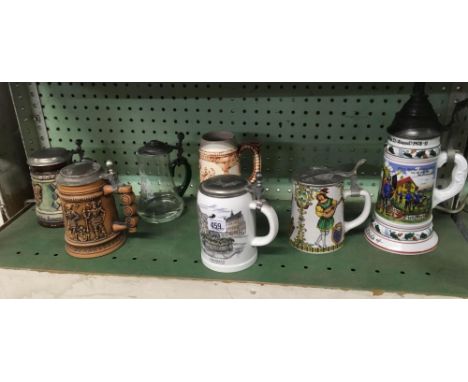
[366,134,468,255]
[199,131,261,183]
[290,181,371,254]
[31,171,64,227]
[197,178,278,273]
[375,155,437,224]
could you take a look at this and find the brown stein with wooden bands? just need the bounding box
[56,160,139,258]
[27,140,84,227]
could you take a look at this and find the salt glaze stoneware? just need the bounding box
[56,160,139,258]
[199,131,261,183]
[27,140,84,227]
[365,84,468,255]
[289,160,372,254]
[197,174,279,273]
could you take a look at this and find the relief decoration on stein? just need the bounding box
[64,200,108,243]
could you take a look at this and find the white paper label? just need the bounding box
[208,218,226,233]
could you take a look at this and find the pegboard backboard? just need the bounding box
[11,82,464,200]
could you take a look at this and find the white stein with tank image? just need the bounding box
[197,174,279,273]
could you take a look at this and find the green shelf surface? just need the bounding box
[0,199,467,297]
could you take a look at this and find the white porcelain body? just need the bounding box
[365,135,468,255]
[197,191,278,273]
[289,181,372,254]
[199,131,261,183]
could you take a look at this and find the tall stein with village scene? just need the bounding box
[56,160,139,258]
[289,160,372,254]
[197,173,279,273]
[365,84,468,255]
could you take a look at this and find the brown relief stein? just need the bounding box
[56,160,138,258]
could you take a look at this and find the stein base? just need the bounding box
[38,220,64,228]
[201,253,257,273]
[364,226,438,255]
[66,234,126,259]
[289,240,344,254]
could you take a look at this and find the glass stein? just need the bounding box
[137,133,192,223]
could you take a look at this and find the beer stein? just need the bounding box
[137,133,192,223]
[56,160,138,258]
[365,84,468,255]
[199,131,261,183]
[197,173,279,273]
[289,160,371,254]
[27,140,84,227]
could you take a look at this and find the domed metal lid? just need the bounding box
[294,167,347,186]
[56,160,104,186]
[137,140,173,156]
[199,175,248,198]
[27,147,72,167]
[387,83,443,140]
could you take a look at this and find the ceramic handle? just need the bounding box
[432,152,468,207]
[239,143,261,183]
[343,189,372,233]
[103,184,139,233]
[250,201,279,247]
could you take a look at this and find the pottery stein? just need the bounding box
[199,131,261,183]
[365,84,468,255]
[289,160,371,254]
[27,140,84,227]
[56,160,138,258]
[197,173,279,273]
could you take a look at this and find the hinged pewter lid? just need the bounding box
[294,167,346,186]
[56,160,104,186]
[137,140,173,156]
[27,147,72,167]
[199,175,248,198]
[387,83,443,140]
[294,159,367,187]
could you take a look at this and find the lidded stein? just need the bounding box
[137,133,192,223]
[365,83,468,255]
[56,160,138,258]
[27,140,84,227]
[289,160,372,253]
[197,173,279,273]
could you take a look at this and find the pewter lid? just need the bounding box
[294,167,347,186]
[56,160,104,186]
[199,175,248,198]
[137,140,173,156]
[27,147,72,167]
[387,83,442,140]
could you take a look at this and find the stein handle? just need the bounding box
[432,151,468,207]
[170,156,192,196]
[239,143,261,183]
[249,201,279,247]
[343,189,372,233]
[103,184,139,233]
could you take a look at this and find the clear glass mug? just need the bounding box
[137,134,192,223]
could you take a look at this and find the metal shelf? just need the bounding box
[0,199,467,297]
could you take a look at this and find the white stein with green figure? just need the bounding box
[365,83,468,255]
[289,160,372,254]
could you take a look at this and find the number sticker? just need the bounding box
[208,218,226,233]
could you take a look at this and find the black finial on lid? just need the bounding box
[387,83,443,140]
